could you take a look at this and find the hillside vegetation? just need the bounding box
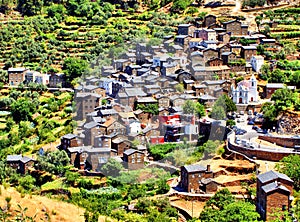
[0,0,199,73]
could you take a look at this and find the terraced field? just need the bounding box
[0,8,180,72]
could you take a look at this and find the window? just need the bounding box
[131,158,135,163]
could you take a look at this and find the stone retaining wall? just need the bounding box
[258,135,300,148]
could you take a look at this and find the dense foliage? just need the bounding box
[0,88,74,159]
[200,188,260,221]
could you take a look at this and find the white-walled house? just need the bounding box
[250,55,264,72]
[231,75,258,104]
[99,78,114,95]
[127,119,142,134]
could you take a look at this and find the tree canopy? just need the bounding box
[182,100,206,117]
[276,154,300,190]
[36,150,70,175]
[200,188,260,222]
[62,57,89,86]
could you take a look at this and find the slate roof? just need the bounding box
[112,137,125,144]
[84,85,99,90]
[20,156,34,163]
[8,67,27,72]
[99,109,118,116]
[257,170,293,184]
[266,83,285,88]
[7,155,22,162]
[125,88,147,97]
[203,80,226,85]
[62,133,77,140]
[124,148,140,156]
[178,24,192,27]
[84,121,99,129]
[262,181,290,194]
[242,46,257,50]
[200,94,217,100]
[137,97,157,103]
[183,164,207,173]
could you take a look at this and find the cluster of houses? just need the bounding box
[3,13,298,221]
[5,14,294,173]
[7,67,65,87]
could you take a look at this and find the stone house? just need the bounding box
[6,155,35,174]
[221,52,237,65]
[99,117,126,135]
[112,137,131,156]
[256,171,293,221]
[222,20,248,36]
[156,95,170,108]
[170,95,186,107]
[203,48,219,62]
[240,46,257,62]
[123,149,145,170]
[217,33,230,44]
[180,164,213,193]
[175,35,190,50]
[194,29,217,41]
[60,133,81,150]
[183,79,195,90]
[67,146,112,171]
[192,84,207,96]
[115,87,147,107]
[8,67,28,86]
[48,73,66,88]
[203,15,217,28]
[206,58,223,67]
[264,83,288,99]
[94,135,111,148]
[125,64,142,76]
[83,121,100,146]
[178,24,195,36]
[113,59,130,71]
[200,178,219,193]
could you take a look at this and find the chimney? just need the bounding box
[207,164,211,172]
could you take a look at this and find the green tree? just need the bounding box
[203,140,220,154]
[182,100,206,117]
[62,57,88,86]
[200,188,259,221]
[269,69,287,83]
[276,155,300,190]
[261,102,277,122]
[17,0,43,16]
[215,95,237,112]
[289,71,300,88]
[65,171,80,186]
[11,98,36,122]
[283,43,297,56]
[101,158,124,177]
[175,83,184,92]
[36,150,70,175]
[271,87,298,112]
[18,175,36,192]
[211,105,226,120]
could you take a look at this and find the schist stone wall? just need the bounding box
[258,135,300,148]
